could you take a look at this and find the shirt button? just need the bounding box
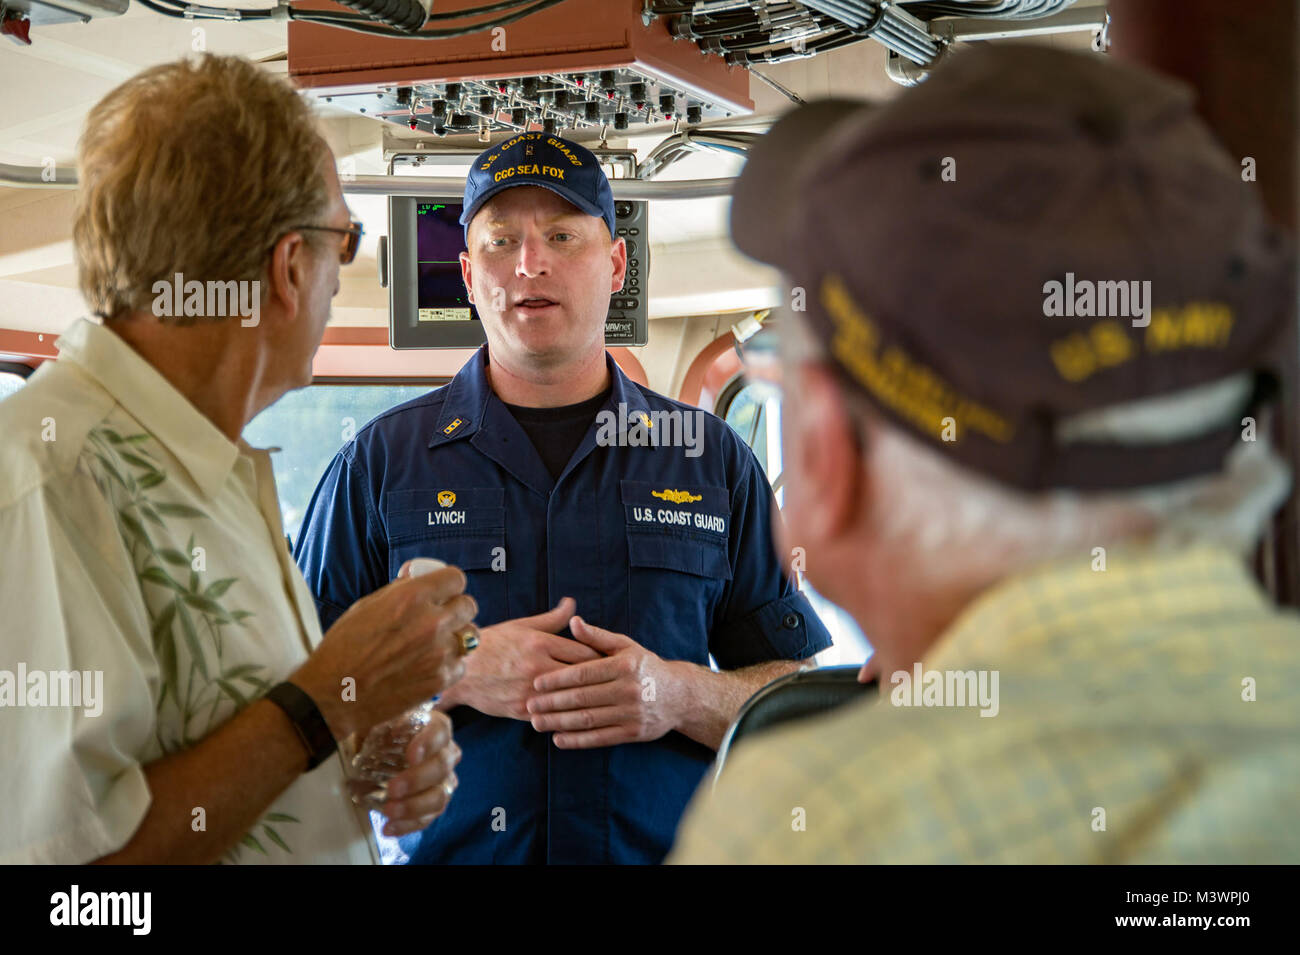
[782,613,801,630]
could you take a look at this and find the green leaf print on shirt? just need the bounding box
[87,425,299,862]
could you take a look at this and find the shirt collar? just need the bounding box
[926,544,1269,670]
[428,345,651,449]
[55,317,240,500]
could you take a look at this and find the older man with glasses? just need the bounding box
[0,54,475,865]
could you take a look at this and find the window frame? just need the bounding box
[714,366,871,668]
[0,359,35,380]
[307,375,448,388]
[714,370,749,426]
[244,378,449,547]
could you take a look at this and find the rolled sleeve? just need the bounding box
[710,591,830,668]
[710,447,833,669]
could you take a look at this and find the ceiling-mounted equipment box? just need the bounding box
[287,0,754,139]
[2,0,126,28]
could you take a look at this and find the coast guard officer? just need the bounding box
[294,133,832,864]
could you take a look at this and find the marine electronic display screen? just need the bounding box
[415,200,476,324]
[388,195,487,349]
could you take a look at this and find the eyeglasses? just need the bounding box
[290,220,364,265]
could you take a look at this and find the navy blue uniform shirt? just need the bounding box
[294,348,832,864]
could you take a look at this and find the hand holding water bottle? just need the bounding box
[344,558,478,834]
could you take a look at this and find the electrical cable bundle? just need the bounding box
[637,130,758,180]
[903,0,1077,20]
[134,0,568,39]
[134,0,1078,57]
[649,0,1077,68]
[655,0,937,67]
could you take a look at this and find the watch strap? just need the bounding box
[266,681,338,771]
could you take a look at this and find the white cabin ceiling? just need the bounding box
[0,3,1103,335]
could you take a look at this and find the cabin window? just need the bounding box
[723,378,781,479]
[0,371,26,401]
[719,374,873,669]
[0,361,32,401]
[244,381,440,545]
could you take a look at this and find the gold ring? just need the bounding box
[456,625,480,654]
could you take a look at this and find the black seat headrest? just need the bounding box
[712,665,879,790]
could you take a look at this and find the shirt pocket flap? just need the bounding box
[620,480,731,541]
[626,529,732,581]
[386,487,505,547]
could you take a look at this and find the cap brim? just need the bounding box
[731,99,873,266]
[461,180,611,235]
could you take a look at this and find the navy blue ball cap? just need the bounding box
[461,133,616,240]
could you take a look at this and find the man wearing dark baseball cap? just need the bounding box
[296,133,831,864]
[671,42,1300,863]
[459,131,618,241]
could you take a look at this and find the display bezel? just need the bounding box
[388,195,488,350]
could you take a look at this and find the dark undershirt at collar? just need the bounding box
[502,386,613,481]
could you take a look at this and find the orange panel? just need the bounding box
[312,327,649,385]
[0,325,648,385]
[0,328,58,361]
[287,0,752,130]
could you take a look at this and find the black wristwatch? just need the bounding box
[265,682,338,771]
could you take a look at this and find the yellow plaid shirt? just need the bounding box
[669,545,1300,863]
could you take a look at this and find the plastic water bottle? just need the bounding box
[344,557,444,811]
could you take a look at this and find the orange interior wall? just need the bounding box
[0,326,650,388]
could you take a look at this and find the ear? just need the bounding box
[459,250,475,304]
[266,230,308,323]
[797,363,865,542]
[609,235,627,294]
